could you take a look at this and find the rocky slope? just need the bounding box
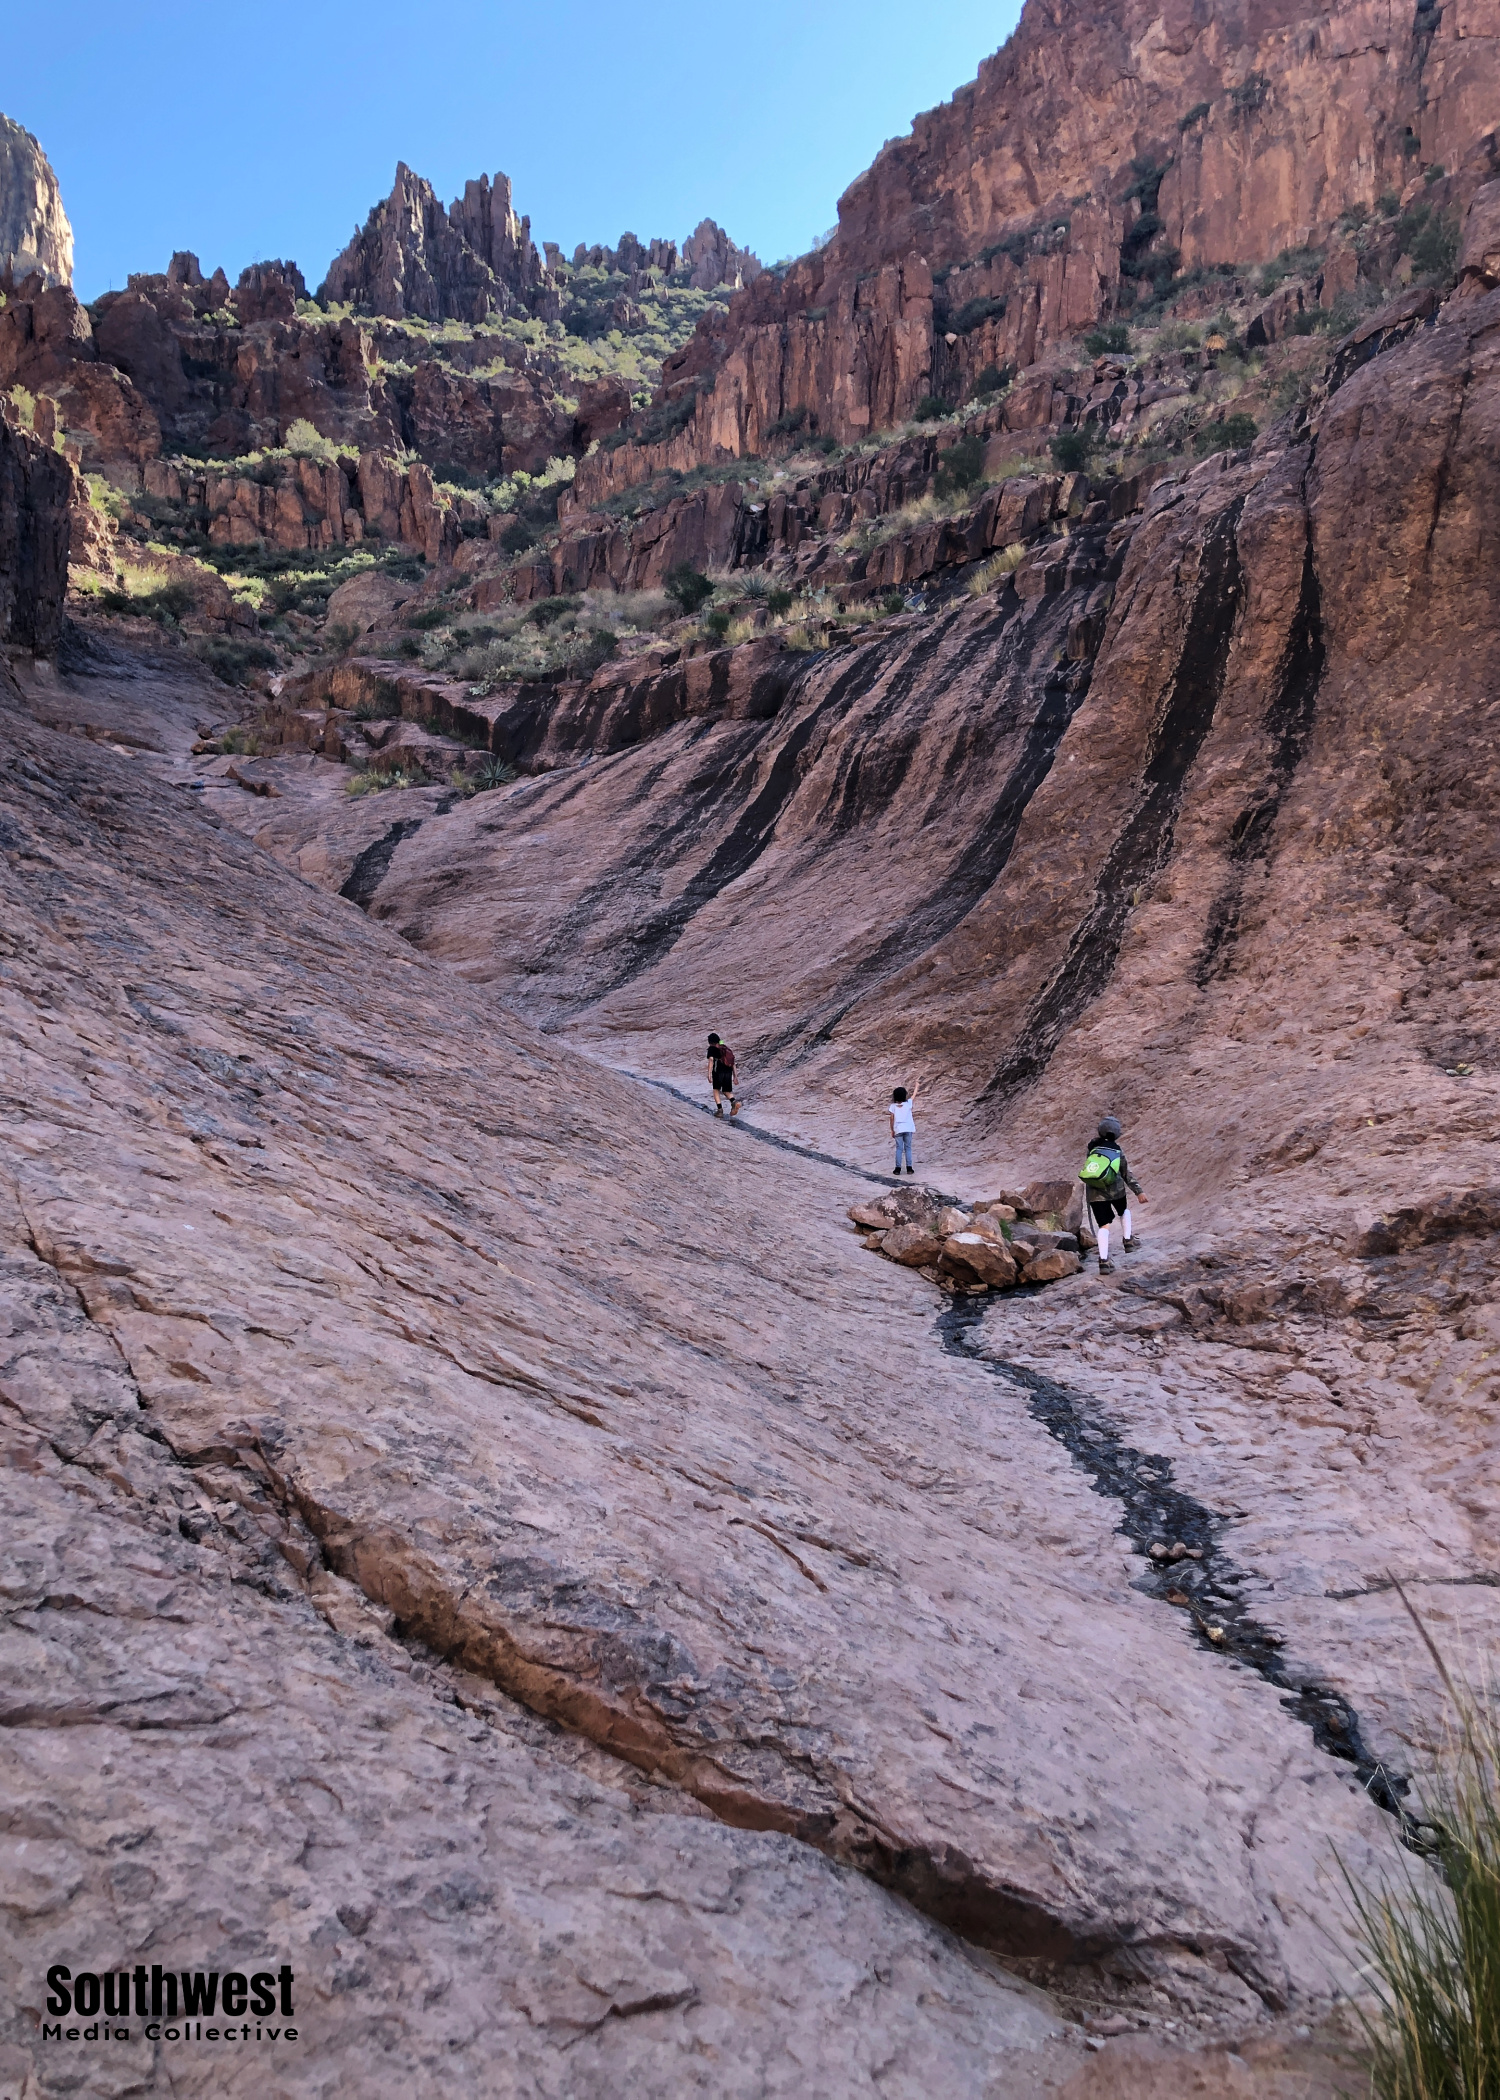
[0,113,72,287]
[228,225,1500,1834]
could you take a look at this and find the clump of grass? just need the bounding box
[967,544,1029,595]
[216,726,260,755]
[346,766,423,797]
[1346,1583,1500,2099]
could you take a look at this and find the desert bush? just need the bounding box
[972,363,1010,397]
[216,726,259,754]
[934,433,986,499]
[664,563,714,616]
[1049,429,1094,472]
[352,693,401,721]
[192,637,277,686]
[1398,205,1460,283]
[404,604,450,631]
[738,571,772,600]
[765,405,808,440]
[283,417,338,462]
[1193,412,1257,456]
[766,587,794,617]
[913,395,949,422]
[881,590,907,614]
[98,576,197,623]
[1084,321,1132,356]
[528,596,578,629]
[498,518,534,555]
[471,757,520,791]
[949,294,1006,336]
[701,607,732,640]
[1345,1597,1500,2099]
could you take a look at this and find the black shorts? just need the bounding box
[1088,1194,1128,1226]
[712,1067,735,1093]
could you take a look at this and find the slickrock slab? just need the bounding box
[0,1213,1063,2097]
[0,694,1388,2071]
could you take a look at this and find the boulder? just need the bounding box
[1023,1250,1082,1284]
[327,569,416,635]
[966,1213,1010,1245]
[938,1233,1018,1289]
[881,1222,943,1267]
[935,1205,972,1236]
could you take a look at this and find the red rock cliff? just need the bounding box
[602,0,1500,472]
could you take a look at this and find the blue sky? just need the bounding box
[14,3,1021,300]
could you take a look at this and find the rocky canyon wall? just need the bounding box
[595,0,1500,476]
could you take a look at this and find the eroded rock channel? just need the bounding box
[938,1299,1415,1829]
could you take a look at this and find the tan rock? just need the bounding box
[936,1204,972,1236]
[1025,1249,1082,1284]
[880,1221,943,1266]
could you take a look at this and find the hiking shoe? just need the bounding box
[1098,1258,1116,1274]
[730,1101,740,1116]
[1122,1236,1139,1251]
[714,1105,724,1117]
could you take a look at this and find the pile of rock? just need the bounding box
[847,1182,1082,1293]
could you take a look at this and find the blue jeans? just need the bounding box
[894,1131,913,1172]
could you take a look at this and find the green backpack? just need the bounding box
[1079,1148,1123,1191]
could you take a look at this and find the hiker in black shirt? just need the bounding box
[706,1032,740,1118]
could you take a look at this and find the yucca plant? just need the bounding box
[1347,1582,1500,2099]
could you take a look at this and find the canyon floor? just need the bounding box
[2,604,1494,2098]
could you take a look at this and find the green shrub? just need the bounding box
[1377,191,1402,216]
[498,518,534,555]
[1049,429,1094,472]
[880,590,906,614]
[913,395,949,422]
[1193,412,1257,456]
[194,637,277,686]
[404,604,449,631]
[810,432,839,456]
[701,607,732,640]
[1398,204,1460,282]
[352,693,401,721]
[766,405,808,440]
[934,433,986,498]
[283,417,338,462]
[99,577,197,623]
[972,363,1010,397]
[766,587,794,617]
[394,635,422,659]
[664,563,714,616]
[528,596,579,629]
[1084,321,1132,356]
[739,571,771,600]
[216,726,259,754]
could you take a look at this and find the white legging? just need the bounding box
[1097,1209,1132,1259]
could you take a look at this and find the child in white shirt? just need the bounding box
[888,1084,918,1176]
